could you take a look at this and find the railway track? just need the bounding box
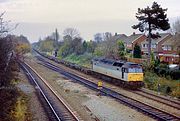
[35,55,180,121]
[35,51,180,111]
[134,89,180,110]
[20,62,81,121]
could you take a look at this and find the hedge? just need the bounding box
[154,66,180,79]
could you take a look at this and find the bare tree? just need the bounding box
[94,33,103,43]
[63,28,80,40]
[0,12,18,37]
[102,32,117,58]
[173,19,180,33]
[172,19,180,65]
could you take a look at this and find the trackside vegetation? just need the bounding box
[0,34,31,120]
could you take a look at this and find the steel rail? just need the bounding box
[20,63,62,121]
[25,62,81,121]
[134,89,180,110]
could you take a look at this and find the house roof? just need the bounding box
[154,33,171,44]
[141,33,171,44]
[124,34,143,44]
[113,33,145,44]
[113,34,128,42]
[162,36,174,45]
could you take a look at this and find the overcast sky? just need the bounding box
[0,0,180,43]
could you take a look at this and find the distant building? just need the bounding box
[140,33,172,57]
[111,32,179,64]
[124,33,146,52]
[159,36,179,64]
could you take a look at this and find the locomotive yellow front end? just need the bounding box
[128,73,143,81]
[127,65,143,82]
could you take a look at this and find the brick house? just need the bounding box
[159,36,179,64]
[123,33,146,52]
[112,32,179,64]
[140,33,172,57]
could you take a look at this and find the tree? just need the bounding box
[103,32,116,58]
[58,42,70,58]
[73,37,83,55]
[117,40,125,59]
[86,40,96,54]
[0,13,23,121]
[94,33,103,43]
[39,40,54,52]
[63,28,80,40]
[51,28,60,49]
[55,28,59,42]
[0,12,18,37]
[132,2,170,64]
[133,44,142,58]
[172,19,180,65]
[173,19,180,33]
[8,35,31,60]
[82,41,88,52]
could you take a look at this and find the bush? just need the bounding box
[144,71,180,98]
[144,72,159,90]
[170,70,180,79]
[154,63,180,79]
[63,53,93,68]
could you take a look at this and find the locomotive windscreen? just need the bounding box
[128,64,143,73]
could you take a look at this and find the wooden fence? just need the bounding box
[127,58,147,64]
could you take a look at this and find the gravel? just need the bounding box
[84,95,155,121]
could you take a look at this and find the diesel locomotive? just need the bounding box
[91,58,144,89]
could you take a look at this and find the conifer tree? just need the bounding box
[133,44,141,58]
[132,2,170,63]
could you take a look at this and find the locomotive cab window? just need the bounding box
[122,68,128,73]
[113,62,123,67]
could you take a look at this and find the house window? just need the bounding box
[152,44,156,48]
[162,45,172,51]
[162,45,168,50]
[142,44,148,48]
[167,45,172,50]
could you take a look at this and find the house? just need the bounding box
[123,33,146,53]
[111,32,179,64]
[113,34,128,42]
[159,36,179,64]
[140,33,172,57]
[113,33,146,52]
